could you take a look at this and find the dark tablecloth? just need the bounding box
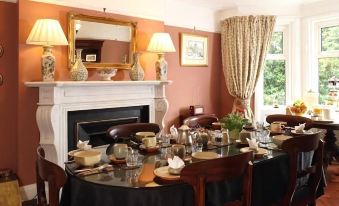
[60,152,299,206]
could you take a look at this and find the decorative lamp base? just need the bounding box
[156,53,167,81]
[41,46,55,81]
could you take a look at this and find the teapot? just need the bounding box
[177,125,192,145]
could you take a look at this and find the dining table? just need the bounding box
[60,139,325,206]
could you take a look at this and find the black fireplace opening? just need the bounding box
[67,105,149,152]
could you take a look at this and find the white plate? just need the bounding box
[153,166,180,181]
[191,152,219,160]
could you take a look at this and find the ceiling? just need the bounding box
[178,0,325,11]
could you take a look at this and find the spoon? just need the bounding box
[74,164,109,173]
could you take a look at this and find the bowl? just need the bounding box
[73,150,102,166]
[272,135,292,147]
[135,132,156,141]
[96,68,117,81]
[168,166,184,175]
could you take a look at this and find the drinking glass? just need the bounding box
[194,143,203,152]
[126,148,139,167]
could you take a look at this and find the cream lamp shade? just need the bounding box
[147,33,175,81]
[26,19,68,81]
[26,19,68,46]
[147,33,176,53]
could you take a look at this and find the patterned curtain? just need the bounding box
[221,15,276,120]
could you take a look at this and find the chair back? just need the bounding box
[183,114,219,129]
[266,114,313,129]
[36,146,67,206]
[180,152,253,206]
[106,123,160,142]
[280,133,323,206]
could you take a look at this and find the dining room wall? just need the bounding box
[16,0,228,186]
[0,1,18,174]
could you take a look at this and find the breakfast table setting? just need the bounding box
[59,122,326,206]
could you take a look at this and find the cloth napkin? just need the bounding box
[167,156,185,169]
[170,125,178,139]
[295,123,305,133]
[246,138,258,152]
[77,140,92,150]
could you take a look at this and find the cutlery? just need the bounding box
[74,164,110,174]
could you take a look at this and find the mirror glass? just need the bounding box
[68,13,137,69]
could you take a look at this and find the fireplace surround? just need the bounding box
[25,81,171,167]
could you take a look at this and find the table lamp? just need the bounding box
[26,19,68,81]
[147,33,176,81]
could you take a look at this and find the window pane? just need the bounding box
[321,25,339,52]
[264,60,286,105]
[268,31,283,54]
[318,57,339,104]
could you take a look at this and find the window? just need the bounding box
[317,24,339,104]
[263,31,287,106]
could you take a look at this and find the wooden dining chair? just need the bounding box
[279,133,324,206]
[180,152,253,206]
[266,114,314,129]
[183,114,219,129]
[36,146,67,206]
[106,122,160,143]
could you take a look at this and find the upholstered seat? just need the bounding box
[183,114,219,129]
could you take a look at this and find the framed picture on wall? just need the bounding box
[180,33,208,66]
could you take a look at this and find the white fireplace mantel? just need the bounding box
[25,80,172,167]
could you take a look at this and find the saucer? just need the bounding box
[154,166,180,181]
[107,154,126,164]
[291,130,313,135]
[139,144,160,153]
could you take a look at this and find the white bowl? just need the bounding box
[96,68,117,81]
[73,150,102,166]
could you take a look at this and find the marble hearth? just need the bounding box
[25,81,171,167]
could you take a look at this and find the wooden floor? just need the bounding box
[317,161,339,206]
[23,162,339,206]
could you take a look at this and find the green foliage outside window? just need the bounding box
[264,60,286,105]
[318,58,339,104]
[321,26,339,51]
[268,31,283,54]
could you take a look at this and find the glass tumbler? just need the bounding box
[126,148,139,167]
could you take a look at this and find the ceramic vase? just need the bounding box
[70,49,88,81]
[129,53,144,81]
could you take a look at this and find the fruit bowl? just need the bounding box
[290,100,307,116]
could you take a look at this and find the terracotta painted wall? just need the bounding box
[17,0,228,185]
[164,26,223,128]
[0,2,18,173]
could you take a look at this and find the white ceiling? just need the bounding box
[177,0,325,11]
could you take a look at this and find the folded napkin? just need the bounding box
[167,156,185,169]
[77,140,92,150]
[170,125,178,139]
[295,123,305,133]
[246,138,258,152]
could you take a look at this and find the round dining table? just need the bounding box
[60,143,323,206]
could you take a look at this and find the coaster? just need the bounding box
[108,154,126,164]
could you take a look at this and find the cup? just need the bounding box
[171,144,186,159]
[270,122,282,133]
[323,108,332,120]
[142,135,156,148]
[194,143,203,152]
[126,148,139,167]
[113,143,128,159]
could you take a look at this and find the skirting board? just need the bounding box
[20,184,36,201]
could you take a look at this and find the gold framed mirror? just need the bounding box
[68,13,137,69]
